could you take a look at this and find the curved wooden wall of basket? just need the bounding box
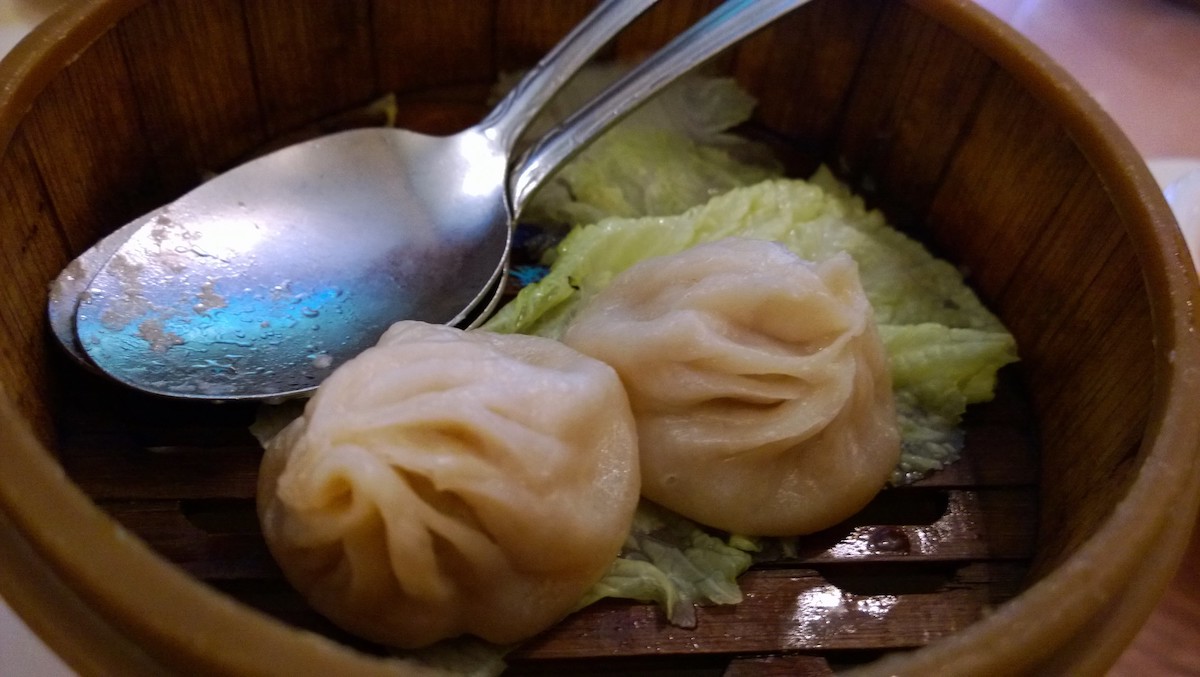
[1,0,1198,675]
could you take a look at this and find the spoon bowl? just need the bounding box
[54,0,662,400]
[60,0,813,401]
[74,127,511,399]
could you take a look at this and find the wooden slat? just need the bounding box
[832,2,996,236]
[67,444,260,500]
[374,0,496,93]
[994,172,1137,376]
[55,409,259,444]
[923,70,1087,301]
[390,85,494,135]
[724,655,834,677]
[51,362,259,433]
[20,30,166,254]
[506,653,840,677]
[1028,294,1152,571]
[58,373,1036,500]
[0,129,68,443]
[102,500,277,580]
[95,484,1033,604]
[115,0,266,193]
[63,392,1033,501]
[495,0,605,72]
[54,386,262,499]
[733,0,883,164]
[205,563,1025,664]
[65,365,1038,604]
[612,0,722,61]
[782,489,1037,564]
[514,563,1026,659]
[91,490,1012,577]
[507,655,733,676]
[243,0,377,136]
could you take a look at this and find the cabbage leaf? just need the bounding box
[576,502,755,628]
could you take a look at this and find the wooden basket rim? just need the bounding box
[1,0,1198,674]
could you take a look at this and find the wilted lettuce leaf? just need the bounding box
[881,324,1017,483]
[526,128,781,227]
[577,502,755,628]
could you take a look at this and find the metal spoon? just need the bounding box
[70,0,812,402]
[53,0,659,397]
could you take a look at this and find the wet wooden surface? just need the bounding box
[47,364,1038,674]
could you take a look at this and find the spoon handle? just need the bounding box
[511,0,812,212]
[481,0,661,153]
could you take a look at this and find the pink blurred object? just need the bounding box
[975,0,1200,160]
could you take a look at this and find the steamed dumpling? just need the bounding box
[562,238,899,536]
[257,322,640,648]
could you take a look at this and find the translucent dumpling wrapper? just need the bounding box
[257,322,641,648]
[562,238,900,536]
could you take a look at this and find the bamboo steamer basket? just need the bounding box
[2,0,1199,674]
